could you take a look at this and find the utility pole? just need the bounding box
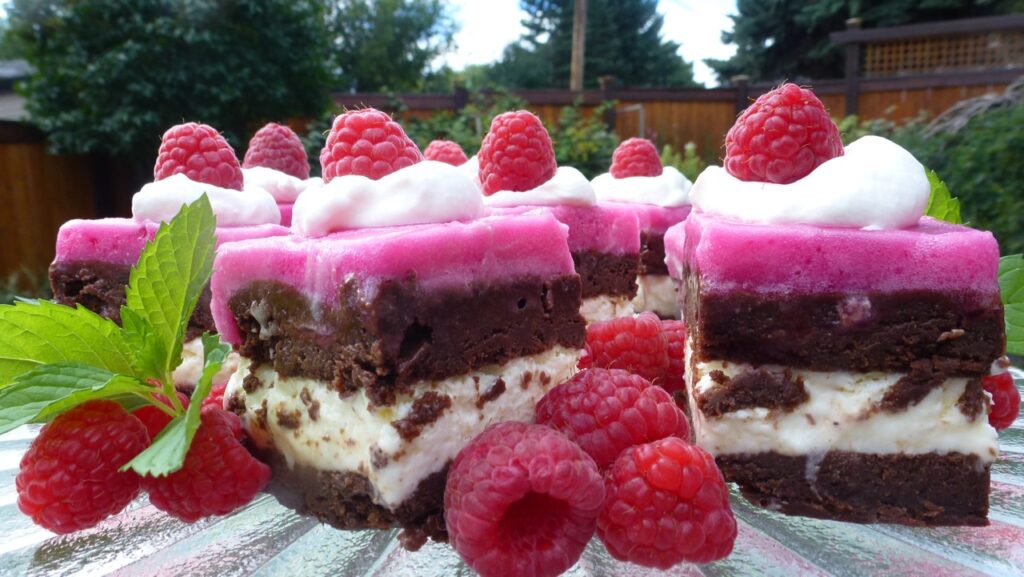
[570,0,587,91]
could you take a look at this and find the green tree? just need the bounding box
[707,0,1024,84]
[327,0,456,92]
[7,0,331,159]
[484,0,698,89]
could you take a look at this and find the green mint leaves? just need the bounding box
[925,169,962,225]
[0,195,221,476]
[1000,254,1024,356]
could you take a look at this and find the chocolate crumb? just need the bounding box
[698,368,808,417]
[877,364,947,413]
[392,391,452,441]
[956,378,988,421]
[520,371,533,390]
[539,372,551,386]
[371,446,389,469]
[300,387,321,421]
[476,378,506,409]
[276,407,303,429]
[243,372,262,394]
[255,399,269,430]
[226,390,246,416]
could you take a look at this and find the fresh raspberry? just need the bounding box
[319,108,423,182]
[598,437,737,567]
[423,139,469,166]
[725,83,843,184]
[143,407,270,522]
[478,110,557,195]
[982,372,1020,431]
[16,401,149,534]
[579,312,670,385]
[536,368,690,470]
[133,391,190,440]
[662,320,687,395]
[445,422,605,577]
[610,138,663,178]
[154,122,244,190]
[243,122,310,180]
[202,382,228,411]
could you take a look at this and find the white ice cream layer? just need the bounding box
[579,294,635,324]
[243,166,322,203]
[632,274,679,318]
[592,166,692,207]
[133,173,281,226]
[483,166,597,207]
[229,347,581,509]
[686,348,998,462]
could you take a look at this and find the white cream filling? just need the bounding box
[631,275,680,318]
[133,173,281,226]
[685,344,997,462]
[228,346,581,509]
[592,166,692,207]
[482,166,597,207]
[171,337,240,393]
[580,294,635,324]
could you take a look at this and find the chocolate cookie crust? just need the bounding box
[571,250,639,299]
[639,230,669,276]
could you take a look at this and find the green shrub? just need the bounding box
[550,101,619,179]
[660,142,707,183]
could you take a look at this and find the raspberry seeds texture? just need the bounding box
[423,139,469,166]
[243,122,310,180]
[982,371,1021,431]
[319,108,423,182]
[579,312,671,386]
[725,83,843,184]
[154,122,244,190]
[610,138,663,179]
[445,422,605,577]
[478,110,557,195]
[16,401,149,534]
[536,368,690,470]
[598,437,737,567]
[661,320,688,395]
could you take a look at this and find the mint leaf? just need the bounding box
[0,300,137,387]
[0,363,151,436]
[126,333,230,476]
[925,169,962,225]
[123,195,217,381]
[1000,254,1024,356]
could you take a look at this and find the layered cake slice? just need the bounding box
[242,122,322,227]
[476,111,640,323]
[212,108,587,542]
[592,138,692,319]
[666,85,1004,526]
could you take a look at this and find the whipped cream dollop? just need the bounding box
[482,166,596,207]
[592,166,692,207]
[132,173,282,226]
[243,166,322,203]
[691,136,929,230]
[291,160,485,237]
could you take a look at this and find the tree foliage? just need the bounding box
[479,0,698,90]
[6,0,331,158]
[707,0,1024,84]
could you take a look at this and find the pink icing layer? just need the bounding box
[487,204,639,255]
[211,212,577,345]
[617,203,691,235]
[279,203,293,228]
[665,211,1000,295]
[53,218,289,267]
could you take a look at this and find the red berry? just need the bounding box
[133,391,190,440]
[154,122,244,190]
[16,401,149,534]
[319,108,423,182]
[579,312,670,385]
[445,422,605,577]
[243,122,310,180]
[478,110,557,195]
[982,371,1020,431]
[202,382,228,411]
[725,83,843,184]
[598,438,737,567]
[662,320,687,395]
[536,368,690,470]
[423,139,469,165]
[610,138,663,178]
[142,408,270,522]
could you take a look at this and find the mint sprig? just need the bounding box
[925,169,962,224]
[1000,254,1024,356]
[0,195,223,476]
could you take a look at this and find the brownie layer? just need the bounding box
[229,274,585,406]
[639,231,668,276]
[50,260,214,340]
[572,250,638,299]
[718,451,989,526]
[685,273,1004,376]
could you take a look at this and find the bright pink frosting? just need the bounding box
[278,203,294,228]
[625,204,691,235]
[665,211,1000,295]
[53,218,289,267]
[487,204,639,255]
[211,212,577,345]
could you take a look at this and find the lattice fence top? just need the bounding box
[864,31,1024,77]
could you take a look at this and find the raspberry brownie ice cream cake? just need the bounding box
[666,84,1004,525]
[49,122,288,386]
[479,111,641,323]
[213,109,586,541]
[242,122,322,227]
[592,138,692,319]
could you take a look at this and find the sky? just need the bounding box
[443,0,738,87]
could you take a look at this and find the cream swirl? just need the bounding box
[690,136,929,230]
[132,173,281,226]
[291,160,484,237]
[242,166,322,203]
[482,166,596,207]
[592,166,692,207]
